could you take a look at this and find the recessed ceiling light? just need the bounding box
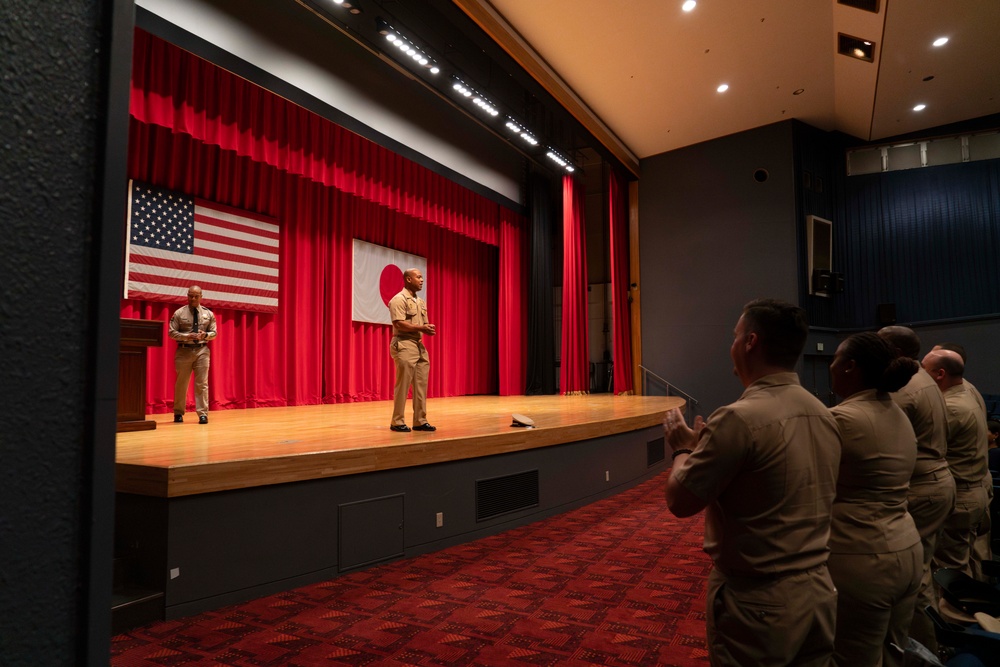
[682,1,697,12]
[933,37,949,47]
[913,104,926,111]
[717,83,729,93]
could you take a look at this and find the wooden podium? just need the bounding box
[118,318,164,432]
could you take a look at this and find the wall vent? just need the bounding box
[476,470,539,522]
[838,34,876,62]
[837,0,880,13]
[647,437,665,467]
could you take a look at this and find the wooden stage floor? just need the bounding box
[116,394,683,498]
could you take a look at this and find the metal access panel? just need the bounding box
[339,494,405,571]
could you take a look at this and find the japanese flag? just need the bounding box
[352,240,427,325]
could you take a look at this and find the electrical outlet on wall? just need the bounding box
[435,512,443,528]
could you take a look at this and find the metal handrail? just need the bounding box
[638,365,699,418]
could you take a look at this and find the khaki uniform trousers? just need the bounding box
[906,470,956,651]
[934,481,989,577]
[706,564,836,667]
[390,338,428,427]
[970,477,993,582]
[174,345,210,417]
[829,543,922,667]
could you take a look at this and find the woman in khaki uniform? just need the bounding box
[828,332,923,667]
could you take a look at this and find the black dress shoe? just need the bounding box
[413,423,436,432]
[174,414,183,423]
[199,415,208,424]
[390,424,411,432]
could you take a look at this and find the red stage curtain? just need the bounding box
[129,29,499,246]
[124,122,499,411]
[499,209,528,395]
[560,175,590,395]
[124,29,529,413]
[608,169,634,395]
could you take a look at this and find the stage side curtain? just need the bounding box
[526,173,556,395]
[608,169,634,395]
[123,122,498,411]
[560,175,590,395]
[499,209,529,395]
[129,28,499,246]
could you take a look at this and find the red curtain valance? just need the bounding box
[130,28,501,246]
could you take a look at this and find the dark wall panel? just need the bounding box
[639,121,798,413]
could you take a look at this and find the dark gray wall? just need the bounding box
[639,122,799,414]
[1,0,129,664]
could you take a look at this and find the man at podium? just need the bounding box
[168,285,217,424]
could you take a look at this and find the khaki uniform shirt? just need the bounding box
[889,368,949,477]
[674,373,842,577]
[829,389,920,554]
[966,379,988,417]
[168,304,218,342]
[388,289,427,342]
[942,382,989,485]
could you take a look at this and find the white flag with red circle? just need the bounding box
[352,240,427,325]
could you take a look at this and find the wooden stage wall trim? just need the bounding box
[115,395,683,498]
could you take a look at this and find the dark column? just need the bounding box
[0,1,133,664]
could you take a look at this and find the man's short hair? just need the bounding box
[926,350,965,378]
[935,342,968,364]
[988,419,1000,436]
[878,326,921,360]
[741,298,809,369]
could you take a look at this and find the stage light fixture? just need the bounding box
[837,33,875,62]
[546,149,576,173]
[375,18,440,74]
[329,0,362,14]
[504,117,539,146]
[452,77,499,117]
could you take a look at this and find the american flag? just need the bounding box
[125,181,280,312]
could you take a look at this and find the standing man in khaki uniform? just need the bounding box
[388,268,436,432]
[932,342,993,581]
[168,285,217,424]
[878,326,955,650]
[663,299,842,666]
[922,349,990,579]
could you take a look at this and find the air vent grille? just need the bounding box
[647,437,665,467]
[837,0,880,13]
[476,470,539,522]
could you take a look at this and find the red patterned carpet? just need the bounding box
[111,471,711,666]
